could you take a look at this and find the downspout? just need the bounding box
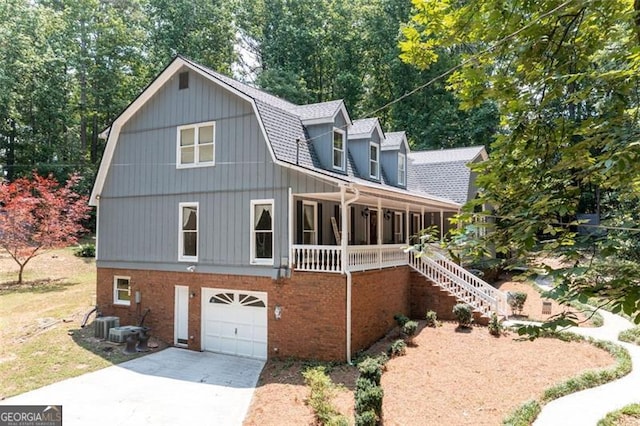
[341,185,360,364]
[288,187,293,269]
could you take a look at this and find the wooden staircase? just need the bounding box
[408,248,508,318]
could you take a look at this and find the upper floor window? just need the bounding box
[177,122,215,168]
[179,202,198,261]
[398,153,406,186]
[333,128,345,170]
[251,199,274,265]
[369,142,379,179]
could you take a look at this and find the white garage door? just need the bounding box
[202,288,268,360]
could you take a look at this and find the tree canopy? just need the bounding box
[400,0,640,323]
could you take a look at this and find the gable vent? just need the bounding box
[179,71,189,90]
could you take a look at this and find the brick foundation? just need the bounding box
[96,265,483,361]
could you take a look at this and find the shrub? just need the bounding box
[302,366,349,426]
[393,313,409,327]
[387,339,406,357]
[355,377,383,418]
[425,310,438,327]
[452,303,473,327]
[488,312,503,337]
[355,409,378,426]
[357,356,384,385]
[507,291,528,315]
[401,320,418,339]
[74,243,95,258]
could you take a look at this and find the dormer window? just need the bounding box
[333,128,345,170]
[369,142,379,179]
[398,153,406,186]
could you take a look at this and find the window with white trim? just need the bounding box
[251,199,274,264]
[114,276,131,306]
[179,202,198,261]
[369,142,379,179]
[302,201,317,244]
[398,153,406,185]
[393,212,403,243]
[333,129,345,170]
[177,122,215,167]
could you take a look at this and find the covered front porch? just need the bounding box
[289,185,461,273]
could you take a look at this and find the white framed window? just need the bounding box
[302,201,317,244]
[393,212,403,243]
[177,121,215,168]
[369,142,379,179]
[251,199,274,265]
[411,213,421,242]
[113,276,131,306]
[398,153,406,185]
[179,202,198,261]
[333,128,345,170]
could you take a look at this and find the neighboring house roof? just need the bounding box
[407,146,487,204]
[382,131,410,152]
[90,55,463,210]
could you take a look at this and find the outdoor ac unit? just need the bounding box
[108,326,141,343]
[94,316,120,339]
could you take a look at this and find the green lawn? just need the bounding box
[0,247,149,399]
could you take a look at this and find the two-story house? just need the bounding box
[91,55,506,362]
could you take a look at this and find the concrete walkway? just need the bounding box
[0,348,265,426]
[508,309,640,426]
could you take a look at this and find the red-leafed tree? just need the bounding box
[0,173,91,284]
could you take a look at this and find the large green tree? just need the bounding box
[401,0,640,322]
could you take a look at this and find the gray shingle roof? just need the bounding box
[408,160,472,205]
[382,131,406,151]
[290,100,344,122]
[350,118,378,137]
[409,146,485,164]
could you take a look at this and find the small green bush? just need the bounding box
[357,356,384,385]
[387,339,406,357]
[302,366,349,426]
[425,310,438,327]
[74,243,95,258]
[619,326,640,346]
[453,303,473,327]
[507,291,528,315]
[488,312,503,337]
[393,313,409,327]
[401,320,418,338]
[355,409,378,426]
[355,377,383,418]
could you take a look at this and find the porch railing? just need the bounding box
[291,244,408,273]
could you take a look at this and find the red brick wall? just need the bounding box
[409,270,489,325]
[350,267,411,354]
[97,268,347,361]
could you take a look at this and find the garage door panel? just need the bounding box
[202,289,267,360]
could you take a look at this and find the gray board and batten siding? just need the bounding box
[98,67,337,277]
[306,114,349,173]
[380,141,407,188]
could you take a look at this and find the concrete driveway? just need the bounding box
[0,348,265,426]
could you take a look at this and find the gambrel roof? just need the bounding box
[91,55,472,210]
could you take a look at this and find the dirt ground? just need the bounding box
[244,278,614,425]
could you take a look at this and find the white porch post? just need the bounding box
[340,187,347,272]
[420,206,424,233]
[288,187,293,268]
[377,198,382,267]
[405,204,410,245]
[440,208,444,241]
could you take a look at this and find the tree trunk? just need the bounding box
[18,263,25,285]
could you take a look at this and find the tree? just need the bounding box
[0,173,90,284]
[400,0,640,323]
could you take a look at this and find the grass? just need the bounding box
[598,403,640,426]
[502,332,632,426]
[0,247,153,399]
[619,326,640,346]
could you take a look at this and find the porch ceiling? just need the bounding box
[295,191,460,212]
